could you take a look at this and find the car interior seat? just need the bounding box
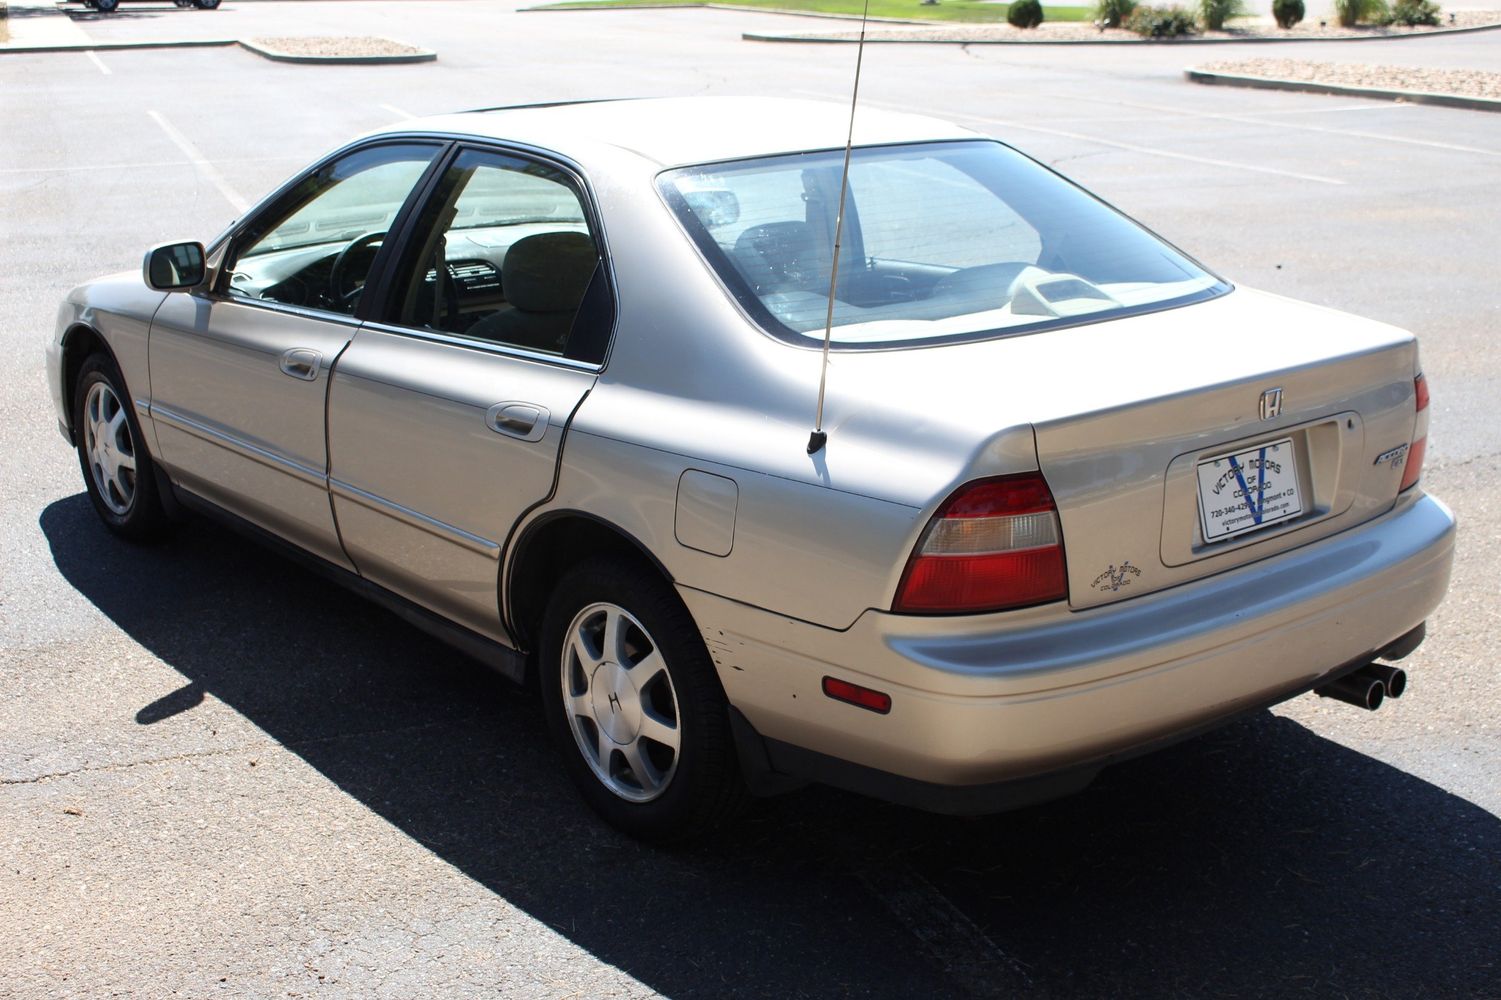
[466,231,597,352]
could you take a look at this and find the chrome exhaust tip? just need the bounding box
[1316,671,1386,711]
[1361,662,1407,699]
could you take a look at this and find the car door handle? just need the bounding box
[486,402,549,442]
[279,348,322,382]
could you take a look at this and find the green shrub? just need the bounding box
[1008,0,1044,27]
[1272,0,1304,27]
[1384,0,1440,24]
[1094,0,1137,27]
[1334,0,1386,25]
[1199,0,1245,29]
[1127,4,1197,35]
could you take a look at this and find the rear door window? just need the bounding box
[382,147,611,363]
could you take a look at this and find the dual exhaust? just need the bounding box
[1316,662,1408,711]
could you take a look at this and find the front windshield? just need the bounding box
[661,140,1227,348]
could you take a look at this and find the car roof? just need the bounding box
[380,96,983,169]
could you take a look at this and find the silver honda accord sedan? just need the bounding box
[46,97,1455,841]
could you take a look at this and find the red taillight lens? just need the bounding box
[893,472,1068,614]
[1401,373,1429,492]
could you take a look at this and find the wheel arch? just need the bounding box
[60,323,120,444]
[505,510,677,660]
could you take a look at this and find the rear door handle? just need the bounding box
[486,402,549,442]
[279,348,322,381]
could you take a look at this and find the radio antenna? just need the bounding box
[807,0,871,456]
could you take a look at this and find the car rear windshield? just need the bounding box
[660,140,1229,348]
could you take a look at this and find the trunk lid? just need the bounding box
[1024,289,1419,608]
[828,287,1420,611]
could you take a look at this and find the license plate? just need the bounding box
[1196,438,1303,542]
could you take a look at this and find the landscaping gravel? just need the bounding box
[756,8,1501,41]
[1199,57,1501,98]
[248,35,425,57]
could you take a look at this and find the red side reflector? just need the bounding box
[822,676,892,714]
[1414,373,1430,412]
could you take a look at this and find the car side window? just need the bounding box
[223,143,441,317]
[386,148,607,360]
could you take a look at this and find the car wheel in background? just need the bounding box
[74,354,169,541]
[94,0,119,12]
[539,557,746,843]
[194,0,222,9]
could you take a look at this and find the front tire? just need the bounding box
[94,0,119,12]
[539,557,745,843]
[194,0,222,9]
[74,353,169,541]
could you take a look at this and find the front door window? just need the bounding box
[223,143,441,316]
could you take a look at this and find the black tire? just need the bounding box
[195,0,222,9]
[95,0,119,12]
[74,353,170,541]
[539,557,746,843]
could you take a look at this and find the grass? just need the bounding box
[538,0,1095,23]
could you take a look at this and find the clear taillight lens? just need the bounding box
[1401,373,1428,492]
[893,473,1068,614]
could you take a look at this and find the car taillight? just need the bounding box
[1400,373,1428,492]
[893,472,1068,614]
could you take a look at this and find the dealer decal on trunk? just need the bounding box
[1093,561,1143,592]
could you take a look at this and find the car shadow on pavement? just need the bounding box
[63,10,177,22]
[42,494,1501,999]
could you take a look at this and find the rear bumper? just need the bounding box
[681,490,1455,803]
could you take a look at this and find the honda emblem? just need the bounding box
[1259,387,1284,421]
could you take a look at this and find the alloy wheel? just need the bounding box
[83,380,136,516]
[560,601,682,803]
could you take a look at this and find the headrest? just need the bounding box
[732,221,821,292]
[502,231,597,313]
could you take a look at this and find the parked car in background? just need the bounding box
[69,0,220,13]
[47,98,1455,841]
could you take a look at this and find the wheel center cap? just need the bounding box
[590,661,642,745]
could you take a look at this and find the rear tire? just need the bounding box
[539,557,745,843]
[74,353,169,541]
[194,0,222,8]
[94,0,119,12]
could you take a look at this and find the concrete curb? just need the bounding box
[238,37,436,63]
[740,17,1501,43]
[0,36,436,61]
[1185,68,1501,112]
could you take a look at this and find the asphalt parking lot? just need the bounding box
[2,3,1499,997]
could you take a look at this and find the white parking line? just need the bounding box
[793,90,1344,185]
[379,103,416,120]
[0,156,304,177]
[1049,93,1501,159]
[1237,103,1415,116]
[884,99,1346,185]
[147,110,250,214]
[85,51,111,76]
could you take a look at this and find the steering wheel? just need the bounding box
[328,231,387,305]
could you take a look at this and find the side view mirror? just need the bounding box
[143,241,206,291]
